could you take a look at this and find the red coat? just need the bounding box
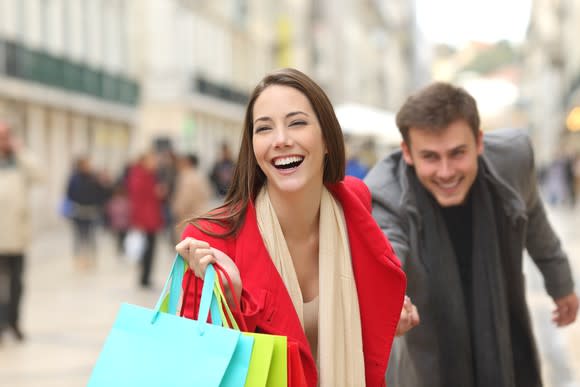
[181,177,406,386]
[127,164,164,232]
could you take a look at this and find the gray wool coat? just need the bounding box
[364,128,575,387]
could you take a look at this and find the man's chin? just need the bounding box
[433,192,467,207]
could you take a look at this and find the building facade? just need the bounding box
[0,0,139,226]
[522,0,580,162]
[0,0,424,226]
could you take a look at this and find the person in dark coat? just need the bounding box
[66,156,109,268]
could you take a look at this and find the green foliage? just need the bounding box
[461,41,518,74]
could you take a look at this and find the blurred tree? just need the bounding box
[461,41,518,74]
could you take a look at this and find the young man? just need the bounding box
[365,82,578,387]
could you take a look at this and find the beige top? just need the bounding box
[303,296,319,365]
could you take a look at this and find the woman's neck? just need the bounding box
[267,183,322,242]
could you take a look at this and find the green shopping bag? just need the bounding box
[88,257,253,386]
[211,264,288,387]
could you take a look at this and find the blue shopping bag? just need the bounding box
[88,256,253,387]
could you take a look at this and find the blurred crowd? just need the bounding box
[60,142,237,288]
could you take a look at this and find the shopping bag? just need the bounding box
[88,256,252,387]
[58,197,74,218]
[123,229,146,263]
[211,264,288,387]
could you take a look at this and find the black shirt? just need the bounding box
[441,193,474,321]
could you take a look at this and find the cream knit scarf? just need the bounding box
[255,186,365,386]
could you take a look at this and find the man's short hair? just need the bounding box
[396,82,480,144]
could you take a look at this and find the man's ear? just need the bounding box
[476,130,484,155]
[401,141,414,166]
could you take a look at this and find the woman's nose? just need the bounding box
[273,127,292,148]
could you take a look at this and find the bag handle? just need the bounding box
[212,263,248,331]
[176,259,248,332]
[151,254,216,335]
[212,273,239,330]
[152,254,185,320]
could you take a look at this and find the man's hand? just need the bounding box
[553,292,579,327]
[396,296,420,336]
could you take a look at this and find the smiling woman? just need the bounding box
[173,68,408,386]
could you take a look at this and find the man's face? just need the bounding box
[402,119,483,207]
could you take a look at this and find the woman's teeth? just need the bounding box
[274,156,304,169]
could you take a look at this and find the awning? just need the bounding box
[335,103,401,145]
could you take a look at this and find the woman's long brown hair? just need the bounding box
[188,68,345,238]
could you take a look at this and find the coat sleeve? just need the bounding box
[518,136,575,299]
[364,160,411,267]
[179,223,265,331]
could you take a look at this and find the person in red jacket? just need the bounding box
[176,68,408,386]
[127,151,166,287]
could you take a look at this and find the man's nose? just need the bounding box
[437,159,454,179]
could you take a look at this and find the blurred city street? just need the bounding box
[0,218,176,387]
[0,205,577,386]
[1,0,580,386]
[526,205,580,387]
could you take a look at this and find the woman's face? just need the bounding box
[252,85,327,196]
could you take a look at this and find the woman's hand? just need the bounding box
[175,237,242,306]
[395,296,420,336]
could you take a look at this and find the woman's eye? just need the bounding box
[255,126,270,133]
[290,120,306,127]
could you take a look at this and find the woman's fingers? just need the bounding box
[196,254,217,278]
[176,237,206,257]
[175,237,213,278]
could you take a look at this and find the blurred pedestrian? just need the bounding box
[574,153,580,207]
[105,183,131,259]
[157,147,178,241]
[175,68,407,386]
[66,156,110,269]
[126,151,166,288]
[0,121,42,342]
[544,155,569,206]
[209,142,235,198]
[345,142,368,179]
[564,152,576,207]
[171,154,211,239]
[365,82,578,387]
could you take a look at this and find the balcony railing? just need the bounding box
[0,39,139,106]
[193,76,248,105]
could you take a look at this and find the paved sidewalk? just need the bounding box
[526,206,580,386]
[0,220,176,386]
[0,206,579,386]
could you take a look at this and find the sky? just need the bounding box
[415,0,533,47]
